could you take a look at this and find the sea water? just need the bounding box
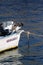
[0,0,43,65]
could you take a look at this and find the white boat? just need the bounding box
[0,21,24,52]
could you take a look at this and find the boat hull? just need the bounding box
[0,30,24,52]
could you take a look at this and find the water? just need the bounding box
[0,0,43,65]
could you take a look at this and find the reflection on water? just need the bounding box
[0,49,23,65]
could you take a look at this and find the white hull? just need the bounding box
[0,30,24,52]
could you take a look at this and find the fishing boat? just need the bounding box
[0,21,24,52]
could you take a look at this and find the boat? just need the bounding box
[0,21,24,52]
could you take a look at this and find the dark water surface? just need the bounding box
[0,0,43,65]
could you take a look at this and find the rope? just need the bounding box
[24,31,43,37]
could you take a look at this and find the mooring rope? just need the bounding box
[24,31,43,37]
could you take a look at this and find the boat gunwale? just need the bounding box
[0,31,21,39]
